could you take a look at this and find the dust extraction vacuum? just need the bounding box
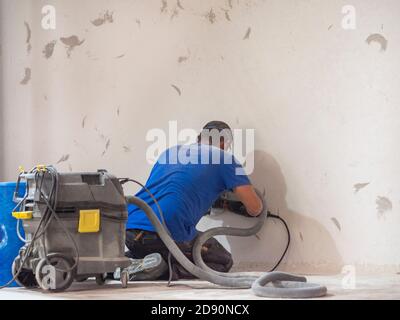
[3,165,327,298]
[5,166,131,291]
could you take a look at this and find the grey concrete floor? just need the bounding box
[1,273,400,300]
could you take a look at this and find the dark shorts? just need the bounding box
[125,229,233,280]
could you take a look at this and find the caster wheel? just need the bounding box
[11,256,38,288]
[35,253,75,292]
[96,273,107,286]
[121,270,129,289]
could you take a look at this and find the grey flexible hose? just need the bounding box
[192,216,327,298]
[192,212,267,279]
[126,196,252,287]
[126,196,327,298]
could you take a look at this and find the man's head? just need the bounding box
[197,121,233,150]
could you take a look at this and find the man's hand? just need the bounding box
[212,187,264,217]
[233,185,264,217]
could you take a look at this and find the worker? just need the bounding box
[119,121,263,281]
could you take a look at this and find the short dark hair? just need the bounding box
[197,121,233,145]
[202,121,231,132]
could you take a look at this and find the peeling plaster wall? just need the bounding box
[1,0,400,274]
[0,0,35,181]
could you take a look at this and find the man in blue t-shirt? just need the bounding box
[123,121,263,281]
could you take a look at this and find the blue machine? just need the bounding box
[0,182,25,287]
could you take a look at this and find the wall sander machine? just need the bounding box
[0,165,327,298]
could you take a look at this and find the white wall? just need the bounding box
[1,0,399,274]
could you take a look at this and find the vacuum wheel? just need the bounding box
[95,273,107,286]
[120,269,129,289]
[11,256,38,288]
[35,254,75,292]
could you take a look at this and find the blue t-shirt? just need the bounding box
[126,143,251,242]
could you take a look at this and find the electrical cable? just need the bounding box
[39,189,80,273]
[16,219,26,243]
[38,166,80,273]
[12,193,29,243]
[119,178,168,231]
[266,212,291,272]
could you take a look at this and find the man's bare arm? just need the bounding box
[233,185,263,217]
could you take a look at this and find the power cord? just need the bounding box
[266,211,291,272]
